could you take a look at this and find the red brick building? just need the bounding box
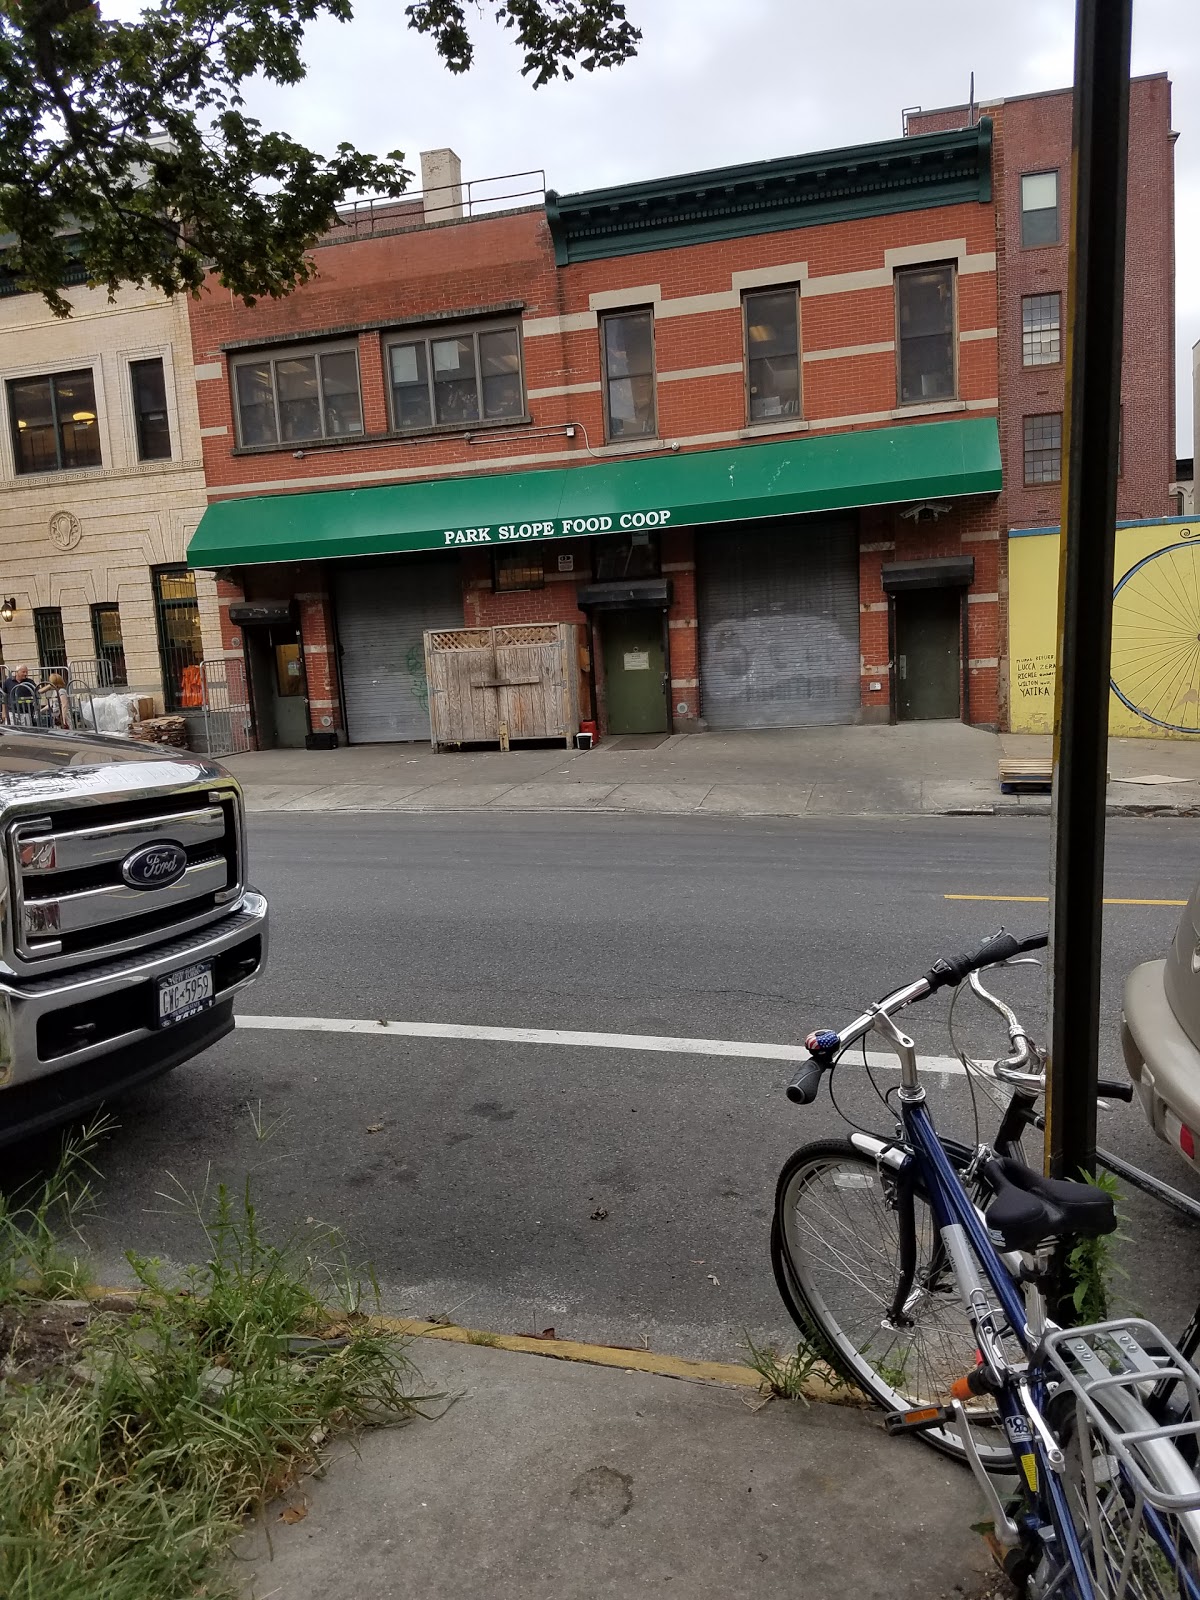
[186,128,1007,748]
[907,76,1176,719]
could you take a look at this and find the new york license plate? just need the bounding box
[157,961,214,1027]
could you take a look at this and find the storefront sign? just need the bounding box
[442,509,672,546]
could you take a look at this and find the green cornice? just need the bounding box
[545,119,992,265]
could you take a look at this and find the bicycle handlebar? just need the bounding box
[922,929,1048,994]
[784,928,1049,1106]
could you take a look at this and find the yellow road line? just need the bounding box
[944,894,1186,907]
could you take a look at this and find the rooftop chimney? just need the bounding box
[420,149,464,224]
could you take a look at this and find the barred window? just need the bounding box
[1022,294,1061,367]
[493,552,545,592]
[1024,413,1063,485]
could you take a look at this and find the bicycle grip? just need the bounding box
[1096,1078,1135,1102]
[924,929,1048,992]
[786,1058,827,1105]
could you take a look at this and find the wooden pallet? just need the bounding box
[998,757,1111,794]
[998,756,1053,794]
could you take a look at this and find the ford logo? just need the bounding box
[121,841,188,890]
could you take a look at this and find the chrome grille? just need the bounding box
[7,788,242,968]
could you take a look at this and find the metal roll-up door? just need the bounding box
[334,558,463,742]
[698,519,860,728]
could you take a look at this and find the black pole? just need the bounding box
[1046,0,1133,1185]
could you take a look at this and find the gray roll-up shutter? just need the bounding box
[698,519,860,728]
[333,559,463,743]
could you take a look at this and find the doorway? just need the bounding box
[601,610,668,734]
[894,587,962,721]
[245,623,309,748]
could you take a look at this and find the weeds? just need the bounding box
[744,1329,848,1402]
[0,1116,113,1303]
[1066,1168,1128,1324]
[0,1136,437,1600]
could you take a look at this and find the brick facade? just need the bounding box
[908,76,1175,724]
[188,133,1011,742]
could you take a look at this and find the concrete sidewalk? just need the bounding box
[224,722,1200,820]
[236,1337,998,1600]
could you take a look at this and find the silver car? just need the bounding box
[1123,883,1200,1172]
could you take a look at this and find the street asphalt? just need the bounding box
[9,810,1200,1364]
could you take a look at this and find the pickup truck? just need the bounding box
[0,724,268,1145]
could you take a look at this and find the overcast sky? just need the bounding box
[242,0,1197,457]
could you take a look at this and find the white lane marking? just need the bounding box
[234,1013,967,1075]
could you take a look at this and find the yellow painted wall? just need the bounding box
[1008,519,1200,737]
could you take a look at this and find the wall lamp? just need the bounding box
[0,599,15,624]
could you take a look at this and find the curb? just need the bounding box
[377,1316,767,1390]
[242,795,1198,822]
[87,1287,841,1400]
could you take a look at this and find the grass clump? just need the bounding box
[0,1129,435,1600]
[744,1329,848,1402]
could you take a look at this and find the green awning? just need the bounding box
[187,416,1001,569]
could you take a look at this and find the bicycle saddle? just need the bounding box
[981,1157,1117,1251]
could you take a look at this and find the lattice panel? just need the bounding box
[494,625,559,647]
[427,629,490,651]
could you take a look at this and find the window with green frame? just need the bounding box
[152,567,202,711]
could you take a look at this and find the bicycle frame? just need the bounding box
[901,1094,1099,1591]
[873,998,1200,1600]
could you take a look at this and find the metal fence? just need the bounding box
[337,169,546,236]
[196,658,254,758]
[3,660,116,730]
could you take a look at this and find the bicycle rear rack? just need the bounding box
[1044,1319,1200,1515]
[1042,1318,1200,1600]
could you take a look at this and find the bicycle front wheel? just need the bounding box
[772,1138,1012,1467]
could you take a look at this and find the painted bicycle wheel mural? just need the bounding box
[1110,542,1200,734]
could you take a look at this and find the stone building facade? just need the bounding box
[0,279,223,712]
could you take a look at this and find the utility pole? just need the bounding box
[1046,0,1133,1184]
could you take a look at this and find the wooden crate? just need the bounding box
[425,623,584,749]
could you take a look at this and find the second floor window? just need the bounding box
[387,324,524,431]
[131,358,172,460]
[895,265,956,405]
[1024,413,1063,485]
[1022,294,1062,366]
[744,289,801,422]
[232,343,363,447]
[8,369,101,474]
[602,310,657,439]
[1021,171,1059,247]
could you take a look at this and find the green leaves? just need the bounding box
[0,0,640,313]
[407,0,641,83]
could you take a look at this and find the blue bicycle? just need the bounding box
[773,930,1200,1598]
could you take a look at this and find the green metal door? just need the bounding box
[602,611,668,734]
[895,588,961,721]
